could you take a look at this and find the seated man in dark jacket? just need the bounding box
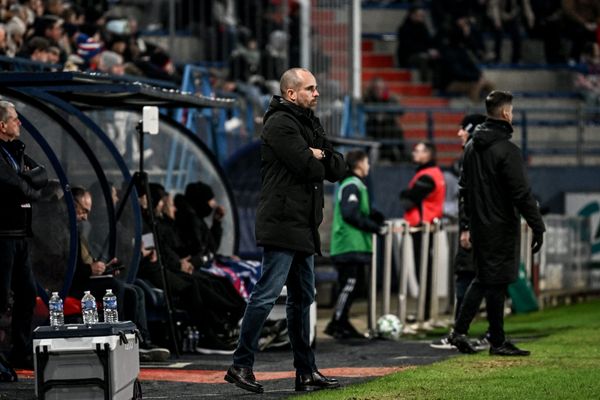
[69,187,169,361]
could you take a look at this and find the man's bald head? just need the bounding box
[279,68,319,110]
[280,68,309,96]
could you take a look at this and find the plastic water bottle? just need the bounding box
[103,289,118,323]
[81,291,98,324]
[49,292,64,327]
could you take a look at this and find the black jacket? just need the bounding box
[255,96,346,254]
[459,118,545,284]
[0,139,47,237]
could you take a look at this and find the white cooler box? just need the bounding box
[33,321,141,400]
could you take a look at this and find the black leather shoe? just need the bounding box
[295,370,340,392]
[489,341,530,356]
[448,331,478,354]
[224,365,264,393]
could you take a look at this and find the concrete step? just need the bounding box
[483,68,576,92]
[362,54,395,68]
[362,68,412,82]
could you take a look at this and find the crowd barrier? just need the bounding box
[368,215,596,334]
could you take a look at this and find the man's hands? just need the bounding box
[180,256,194,275]
[460,231,472,250]
[91,260,106,276]
[531,231,544,254]
[309,147,326,160]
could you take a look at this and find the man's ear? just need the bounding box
[287,88,296,102]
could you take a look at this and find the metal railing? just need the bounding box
[369,215,596,334]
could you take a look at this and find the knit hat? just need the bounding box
[460,114,486,134]
[76,33,102,62]
[184,181,215,218]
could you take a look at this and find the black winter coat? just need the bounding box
[459,118,545,284]
[0,139,47,237]
[255,96,346,254]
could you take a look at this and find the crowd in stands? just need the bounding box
[394,0,600,100]
[0,0,179,82]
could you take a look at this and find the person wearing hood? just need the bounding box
[449,91,545,356]
[225,68,345,394]
[400,140,446,322]
[432,113,487,350]
[175,181,224,268]
[326,150,386,339]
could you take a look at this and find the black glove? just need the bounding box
[531,231,544,254]
[370,210,385,225]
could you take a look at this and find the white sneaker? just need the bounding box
[430,336,455,350]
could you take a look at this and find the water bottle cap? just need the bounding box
[84,290,91,294]
[106,289,113,294]
[52,292,58,296]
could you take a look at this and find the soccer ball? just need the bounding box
[376,314,402,340]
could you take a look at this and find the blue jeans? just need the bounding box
[233,248,316,374]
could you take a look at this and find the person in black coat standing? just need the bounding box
[449,91,545,356]
[225,68,345,393]
[0,100,47,370]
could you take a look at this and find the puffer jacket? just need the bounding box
[255,96,345,254]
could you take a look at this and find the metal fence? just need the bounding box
[369,216,596,334]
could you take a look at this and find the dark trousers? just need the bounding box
[454,279,507,347]
[233,248,316,374]
[331,262,364,322]
[0,238,37,359]
[454,270,476,321]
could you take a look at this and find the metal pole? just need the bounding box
[429,220,441,323]
[396,221,409,323]
[382,220,394,315]
[417,223,431,323]
[299,0,311,69]
[351,0,361,100]
[368,233,378,334]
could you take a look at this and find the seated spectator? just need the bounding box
[5,16,27,58]
[396,5,440,83]
[574,42,600,110]
[98,50,125,75]
[75,33,103,70]
[363,76,406,161]
[46,45,60,64]
[437,19,495,103]
[69,187,170,361]
[562,0,600,62]
[137,184,245,354]
[32,14,67,63]
[488,0,535,64]
[17,36,50,63]
[175,181,225,268]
